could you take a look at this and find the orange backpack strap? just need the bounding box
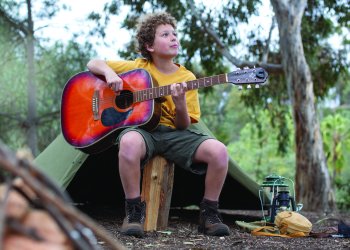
[251,226,292,238]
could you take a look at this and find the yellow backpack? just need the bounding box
[274,211,312,236]
[249,211,312,238]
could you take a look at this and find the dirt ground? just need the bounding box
[82,205,350,250]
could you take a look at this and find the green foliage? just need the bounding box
[0,23,27,151]
[241,74,292,154]
[321,113,350,175]
[0,0,98,153]
[302,0,350,98]
[320,111,350,209]
[0,28,96,152]
[337,70,350,105]
[247,0,349,152]
[335,157,350,210]
[199,84,251,144]
[336,175,350,210]
[228,109,295,183]
[325,111,350,209]
[227,106,350,209]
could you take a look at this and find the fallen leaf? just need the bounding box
[157,231,172,235]
[183,241,194,245]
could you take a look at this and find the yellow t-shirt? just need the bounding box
[106,58,200,128]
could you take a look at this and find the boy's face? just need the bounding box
[147,24,179,59]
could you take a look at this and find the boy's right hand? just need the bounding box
[105,70,123,92]
[86,59,123,92]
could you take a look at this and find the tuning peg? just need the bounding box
[247,84,251,89]
[255,84,260,89]
[238,85,243,91]
[233,67,241,71]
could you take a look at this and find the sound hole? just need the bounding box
[115,90,133,109]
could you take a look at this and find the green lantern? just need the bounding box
[259,174,298,222]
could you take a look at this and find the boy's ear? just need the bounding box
[146,44,154,52]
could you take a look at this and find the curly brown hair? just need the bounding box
[136,12,177,61]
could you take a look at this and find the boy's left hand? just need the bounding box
[171,82,187,105]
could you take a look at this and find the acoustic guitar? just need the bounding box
[61,67,268,154]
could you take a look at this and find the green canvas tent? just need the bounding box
[35,120,262,209]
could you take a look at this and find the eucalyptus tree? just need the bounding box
[87,0,349,211]
[270,0,333,211]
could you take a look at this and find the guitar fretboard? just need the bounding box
[133,74,227,102]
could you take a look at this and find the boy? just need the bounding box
[87,12,230,237]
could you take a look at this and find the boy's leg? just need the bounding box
[118,130,147,237]
[193,139,228,201]
[193,139,230,236]
[118,130,146,199]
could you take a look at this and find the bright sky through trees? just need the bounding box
[34,0,275,60]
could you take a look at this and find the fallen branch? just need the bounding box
[0,142,125,250]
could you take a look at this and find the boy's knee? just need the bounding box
[120,131,143,148]
[119,131,145,159]
[216,147,229,169]
[207,141,229,168]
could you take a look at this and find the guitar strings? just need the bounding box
[95,76,212,104]
[86,71,254,106]
[93,76,218,105]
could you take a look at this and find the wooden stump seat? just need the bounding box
[141,156,174,231]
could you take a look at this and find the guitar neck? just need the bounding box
[133,73,227,102]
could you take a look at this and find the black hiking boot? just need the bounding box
[121,198,146,237]
[198,199,230,236]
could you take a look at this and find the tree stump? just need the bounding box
[141,156,174,231]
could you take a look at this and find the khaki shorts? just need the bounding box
[116,125,214,175]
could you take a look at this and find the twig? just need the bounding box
[0,176,13,247]
[262,17,276,63]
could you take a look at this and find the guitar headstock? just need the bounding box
[227,67,268,89]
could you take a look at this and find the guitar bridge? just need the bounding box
[92,90,100,120]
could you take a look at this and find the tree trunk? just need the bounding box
[270,0,335,211]
[26,0,38,156]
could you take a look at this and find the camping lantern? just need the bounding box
[259,174,297,222]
